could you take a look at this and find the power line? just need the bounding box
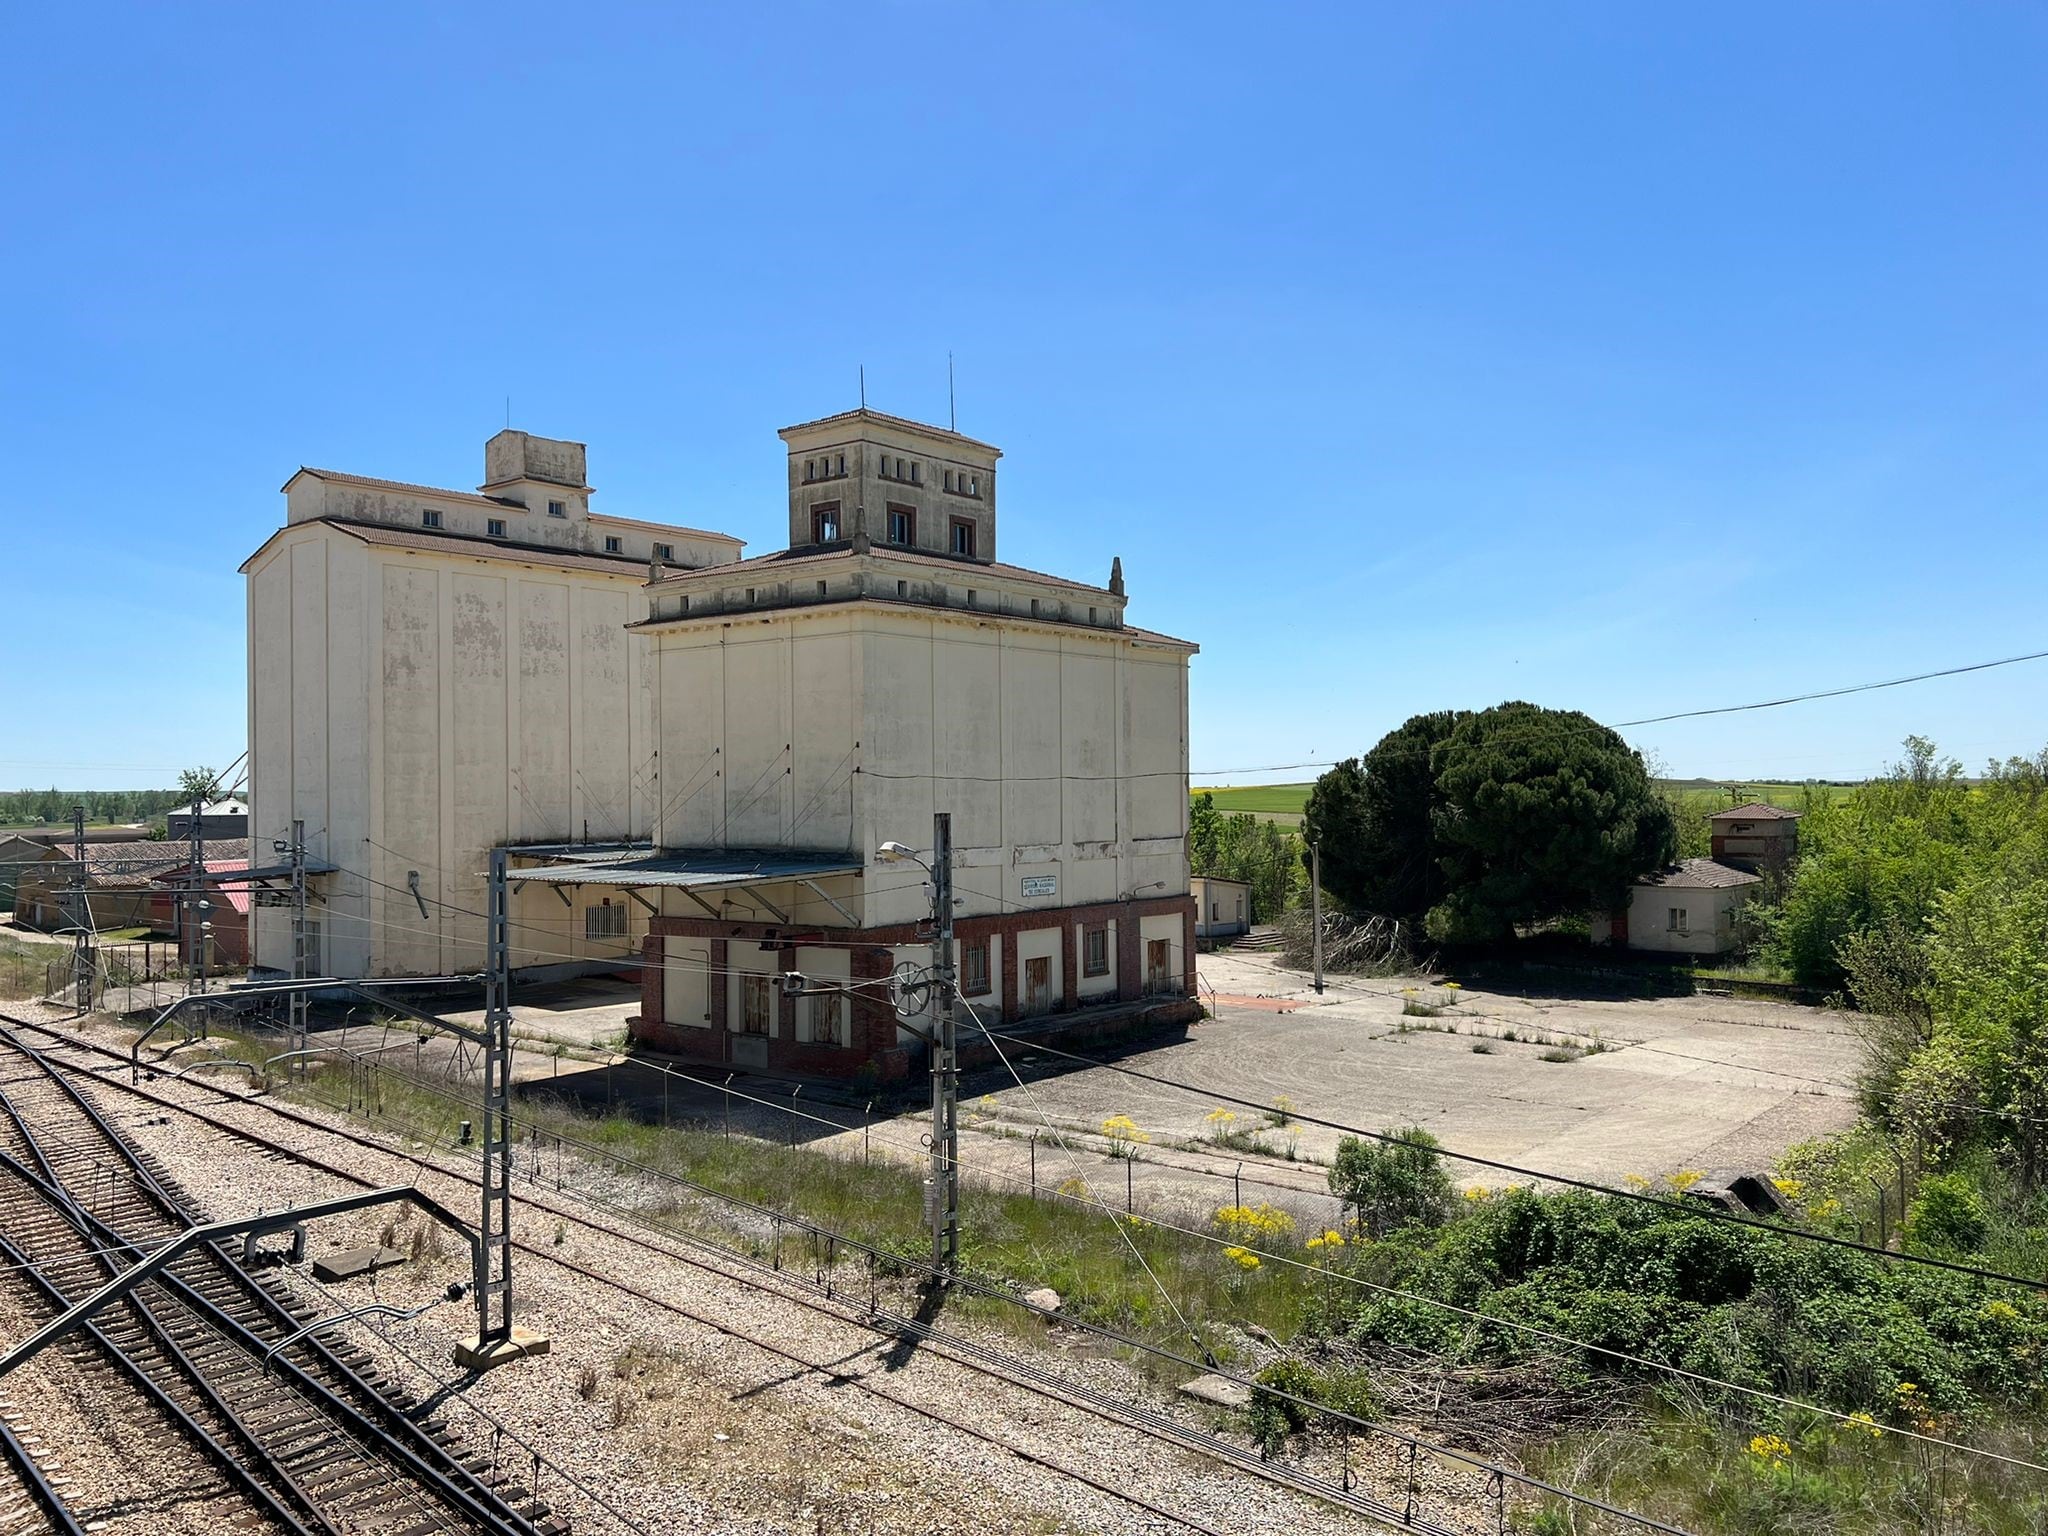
[1612,647,2048,727]
[992,1036,2048,1291]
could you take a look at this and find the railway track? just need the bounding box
[3,1011,1511,1535]
[0,1024,561,1536]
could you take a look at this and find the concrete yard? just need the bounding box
[879,950,1868,1227]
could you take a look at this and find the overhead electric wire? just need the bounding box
[77,1003,2046,1488]
[908,1013,2048,1477]
[992,1037,2048,1292]
[947,984,1218,1370]
[287,1038,1696,1536]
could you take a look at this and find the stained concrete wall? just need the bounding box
[247,524,671,977]
[648,605,1192,934]
[1622,882,1755,957]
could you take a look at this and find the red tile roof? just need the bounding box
[1708,802,1802,822]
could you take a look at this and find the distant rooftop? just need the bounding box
[1641,858,1762,890]
[1708,801,1801,822]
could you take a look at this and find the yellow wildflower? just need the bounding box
[1213,1203,1296,1242]
[1304,1229,1346,1252]
[1101,1113,1150,1148]
[1843,1412,1883,1440]
[1747,1433,1791,1468]
[1668,1168,1705,1192]
[1221,1245,1261,1270]
[1771,1176,1803,1200]
[1463,1185,1490,1201]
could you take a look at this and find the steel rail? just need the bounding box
[0,1398,88,1536]
[7,1023,1253,1536]
[0,1031,540,1536]
[4,1015,1492,1535]
[8,1016,1648,1536]
[0,1217,314,1536]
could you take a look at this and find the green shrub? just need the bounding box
[1328,1126,1454,1236]
[1905,1172,1990,1255]
[1246,1358,1318,1452]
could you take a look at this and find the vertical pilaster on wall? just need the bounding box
[639,934,663,1030]
[777,944,797,1039]
[709,939,730,1045]
[1060,921,1078,1011]
[1000,930,1020,1024]
[1116,902,1143,1003]
[1181,905,1197,997]
[850,945,893,1056]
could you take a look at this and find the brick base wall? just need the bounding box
[630,893,1199,1081]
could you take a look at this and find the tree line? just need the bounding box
[0,787,193,827]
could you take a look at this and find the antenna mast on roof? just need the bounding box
[859,365,865,410]
[948,351,956,432]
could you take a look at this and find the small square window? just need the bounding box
[836,453,845,475]
[944,469,953,492]
[804,460,814,481]
[1030,597,1040,618]
[950,518,976,557]
[1088,606,1097,624]
[422,509,443,529]
[816,580,828,596]
[654,542,673,561]
[487,518,507,538]
[680,595,690,613]
[1083,924,1109,977]
[897,579,907,597]
[585,901,628,940]
[547,499,566,518]
[746,587,756,602]
[887,507,914,545]
[966,588,976,606]
[811,502,841,543]
[604,535,622,554]
[911,462,921,485]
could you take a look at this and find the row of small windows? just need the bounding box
[441,508,666,562]
[801,452,981,498]
[810,501,978,556]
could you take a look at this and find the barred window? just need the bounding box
[585,902,628,940]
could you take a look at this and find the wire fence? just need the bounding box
[190,1028,1679,1536]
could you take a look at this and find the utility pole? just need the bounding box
[1310,840,1325,995]
[478,848,515,1346]
[185,787,205,987]
[927,812,959,1277]
[69,805,91,1013]
[289,819,309,1069]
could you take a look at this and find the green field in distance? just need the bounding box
[1190,779,1848,826]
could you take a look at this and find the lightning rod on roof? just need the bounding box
[859,365,865,410]
[949,351,956,432]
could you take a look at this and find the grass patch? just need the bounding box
[244,1036,1321,1374]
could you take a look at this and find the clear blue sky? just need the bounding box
[5,5,2044,790]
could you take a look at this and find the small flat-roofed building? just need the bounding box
[1191,875,1252,940]
[167,799,251,841]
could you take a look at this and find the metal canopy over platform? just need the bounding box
[503,847,862,891]
[194,858,338,885]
